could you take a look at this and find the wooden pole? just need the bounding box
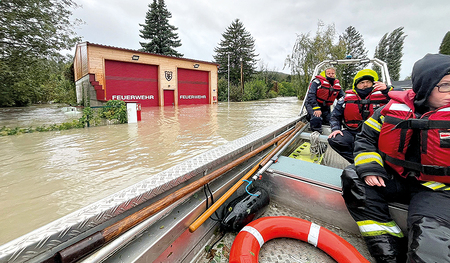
[55,128,294,263]
[240,58,244,94]
[188,122,305,232]
[189,157,267,233]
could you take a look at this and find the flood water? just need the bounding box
[0,97,302,245]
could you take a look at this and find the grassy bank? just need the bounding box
[0,100,128,136]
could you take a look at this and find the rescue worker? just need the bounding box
[341,53,450,263]
[305,67,344,133]
[328,69,391,163]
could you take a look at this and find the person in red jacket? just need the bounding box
[305,67,344,133]
[328,69,390,163]
[341,53,450,263]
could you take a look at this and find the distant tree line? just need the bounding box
[214,20,409,101]
[2,0,450,107]
[284,21,410,99]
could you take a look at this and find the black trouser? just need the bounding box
[308,108,331,133]
[327,129,358,163]
[341,165,450,263]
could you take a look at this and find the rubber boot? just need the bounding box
[364,235,407,263]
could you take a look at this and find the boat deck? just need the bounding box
[195,200,374,263]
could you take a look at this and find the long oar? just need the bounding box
[250,121,309,181]
[53,127,295,263]
[189,121,306,233]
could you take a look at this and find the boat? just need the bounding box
[0,58,407,263]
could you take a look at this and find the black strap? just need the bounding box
[422,130,428,154]
[318,85,340,92]
[316,98,330,106]
[394,119,450,130]
[343,120,363,131]
[345,120,361,124]
[382,153,450,176]
[346,99,389,105]
[384,117,450,153]
[384,115,404,125]
[383,116,409,152]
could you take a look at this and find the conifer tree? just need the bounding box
[139,0,182,57]
[439,31,450,55]
[373,27,406,81]
[339,26,368,90]
[213,19,258,86]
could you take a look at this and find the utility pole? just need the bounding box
[227,53,230,103]
[240,58,244,94]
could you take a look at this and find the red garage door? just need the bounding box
[105,60,159,107]
[177,68,209,105]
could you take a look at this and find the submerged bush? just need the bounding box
[99,100,127,124]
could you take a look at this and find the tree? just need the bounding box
[439,31,450,55]
[278,81,297,97]
[285,21,346,98]
[373,27,407,81]
[338,26,368,90]
[139,0,183,57]
[253,60,291,96]
[0,0,81,106]
[213,19,258,88]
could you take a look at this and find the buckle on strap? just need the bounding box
[359,99,370,104]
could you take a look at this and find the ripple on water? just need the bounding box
[0,97,302,244]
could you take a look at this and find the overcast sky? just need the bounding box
[70,0,450,80]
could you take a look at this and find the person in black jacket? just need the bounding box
[305,67,344,133]
[327,69,390,163]
[341,53,450,263]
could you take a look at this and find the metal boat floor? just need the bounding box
[195,201,374,263]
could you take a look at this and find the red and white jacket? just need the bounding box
[378,90,450,183]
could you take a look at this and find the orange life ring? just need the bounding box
[229,216,369,263]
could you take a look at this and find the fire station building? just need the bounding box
[73,42,219,107]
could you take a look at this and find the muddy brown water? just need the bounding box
[0,97,302,245]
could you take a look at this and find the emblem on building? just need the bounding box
[165,71,173,81]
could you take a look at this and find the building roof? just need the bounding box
[77,42,219,66]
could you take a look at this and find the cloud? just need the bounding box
[70,0,450,80]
